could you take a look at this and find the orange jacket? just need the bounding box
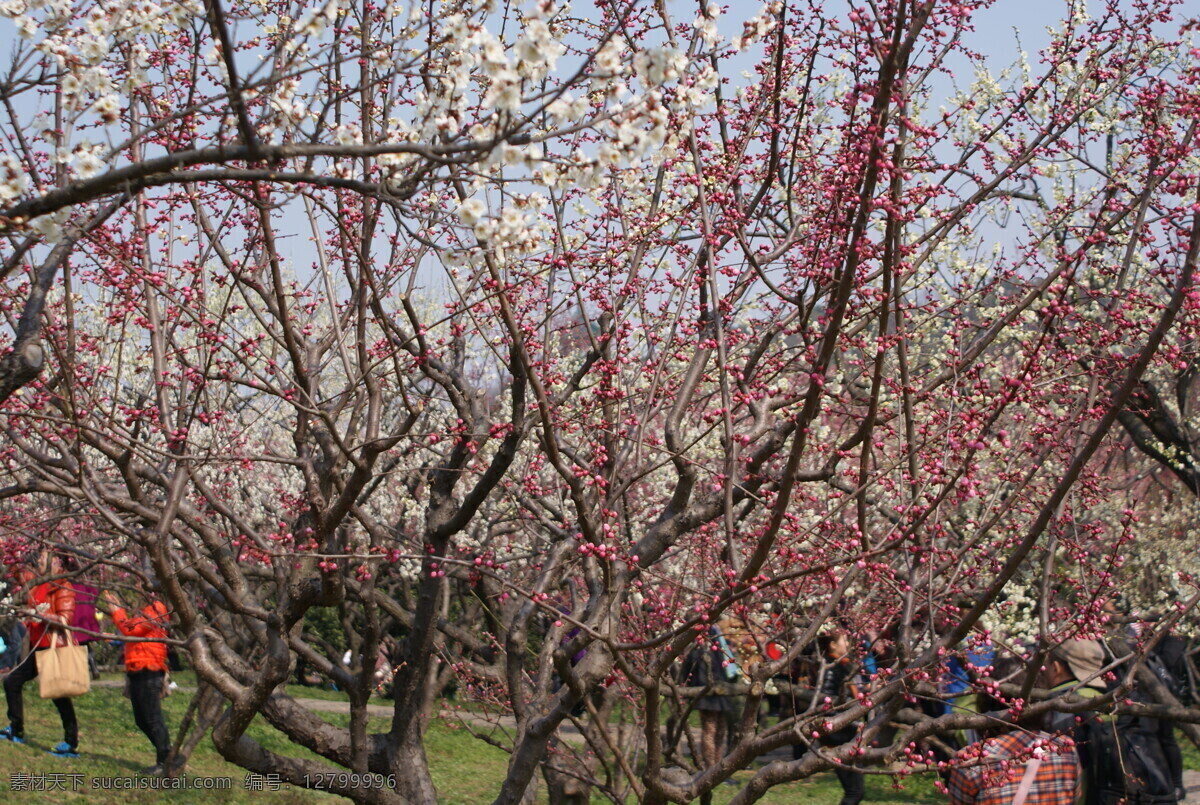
[111,601,169,672]
[26,580,76,649]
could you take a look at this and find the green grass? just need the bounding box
[0,681,1191,803]
[0,678,336,804]
[426,721,515,805]
[422,721,944,805]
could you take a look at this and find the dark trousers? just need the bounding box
[834,765,866,805]
[824,727,865,805]
[793,727,867,805]
[3,649,78,748]
[128,670,169,764]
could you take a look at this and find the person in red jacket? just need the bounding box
[0,550,80,756]
[100,589,171,775]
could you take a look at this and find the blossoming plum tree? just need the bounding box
[0,0,1197,803]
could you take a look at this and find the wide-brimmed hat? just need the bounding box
[1052,639,1104,684]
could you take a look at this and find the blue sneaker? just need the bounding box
[0,726,23,744]
[49,742,78,758]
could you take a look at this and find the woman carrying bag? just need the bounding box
[0,550,81,757]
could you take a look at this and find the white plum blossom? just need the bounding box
[0,153,27,201]
[546,92,592,126]
[82,5,107,37]
[545,95,571,124]
[525,0,557,20]
[378,146,413,171]
[269,77,307,127]
[30,209,69,244]
[35,34,71,67]
[694,4,721,46]
[203,44,227,80]
[597,141,621,167]
[0,1,28,19]
[515,18,564,76]
[333,123,363,145]
[477,33,510,78]
[472,217,495,241]
[29,112,54,142]
[484,68,523,112]
[122,0,169,37]
[516,20,549,63]
[593,36,626,74]
[496,207,528,238]
[634,47,686,87]
[733,2,782,51]
[457,198,487,227]
[121,41,151,92]
[14,13,35,37]
[296,0,339,37]
[72,142,108,179]
[535,162,561,188]
[92,94,121,124]
[77,34,108,64]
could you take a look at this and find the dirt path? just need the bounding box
[288,696,593,747]
[95,681,587,745]
[1185,770,1200,804]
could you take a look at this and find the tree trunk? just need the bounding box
[388,724,438,804]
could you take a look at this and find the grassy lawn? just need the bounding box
[0,679,1190,803]
[0,675,337,804]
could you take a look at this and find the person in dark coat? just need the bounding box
[681,625,735,767]
[0,619,25,673]
[814,630,865,805]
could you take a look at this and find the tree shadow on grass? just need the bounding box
[9,738,144,774]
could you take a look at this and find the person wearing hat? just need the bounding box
[1047,640,1106,693]
[1042,640,1106,735]
[949,653,1080,805]
[1042,640,1106,805]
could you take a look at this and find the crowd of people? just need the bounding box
[945,635,1186,805]
[0,549,172,774]
[681,615,1193,805]
[0,546,1195,801]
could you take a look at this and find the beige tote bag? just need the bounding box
[36,632,91,699]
